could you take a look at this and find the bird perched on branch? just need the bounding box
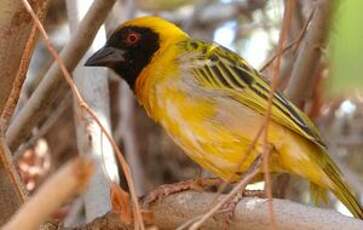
[86,16,363,219]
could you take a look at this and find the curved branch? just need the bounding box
[149,192,363,230]
[62,191,363,229]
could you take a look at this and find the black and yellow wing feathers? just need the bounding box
[179,40,325,149]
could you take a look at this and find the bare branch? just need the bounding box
[18,1,144,228]
[66,0,119,221]
[0,24,37,129]
[6,0,117,151]
[285,0,333,104]
[0,0,46,121]
[3,157,94,230]
[150,192,363,230]
[259,7,315,73]
[0,0,47,224]
[61,191,363,230]
[0,136,26,225]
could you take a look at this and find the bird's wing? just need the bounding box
[177,40,325,148]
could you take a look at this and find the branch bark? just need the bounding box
[285,0,333,105]
[66,0,119,222]
[0,136,26,225]
[3,157,94,230]
[6,0,117,151]
[0,0,46,225]
[0,0,45,119]
[61,191,363,230]
[149,192,363,230]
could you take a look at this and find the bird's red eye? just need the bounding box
[125,32,140,45]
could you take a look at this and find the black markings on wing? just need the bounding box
[181,40,326,148]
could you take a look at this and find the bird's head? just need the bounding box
[85,16,188,88]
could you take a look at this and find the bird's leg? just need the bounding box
[219,156,264,229]
[220,189,266,213]
[142,177,224,207]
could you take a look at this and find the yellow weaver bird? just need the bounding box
[85,16,363,218]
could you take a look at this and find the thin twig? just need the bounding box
[20,0,144,229]
[176,209,229,230]
[182,2,298,229]
[262,1,296,229]
[13,93,71,160]
[260,6,315,72]
[188,157,262,230]
[66,0,120,220]
[213,124,264,199]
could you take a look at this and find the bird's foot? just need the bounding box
[220,189,243,229]
[142,177,224,207]
[220,189,265,229]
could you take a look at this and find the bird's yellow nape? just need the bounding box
[121,16,189,45]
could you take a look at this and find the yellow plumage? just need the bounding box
[86,16,363,219]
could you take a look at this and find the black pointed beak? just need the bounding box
[85,46,126,67]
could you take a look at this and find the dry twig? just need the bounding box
[261,1,296,228]
[260,7,316,73]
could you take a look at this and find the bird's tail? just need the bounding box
[322,158,363,219]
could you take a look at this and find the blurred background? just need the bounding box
[12,0,363,224]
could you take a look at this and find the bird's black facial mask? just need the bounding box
[85,26,160,89]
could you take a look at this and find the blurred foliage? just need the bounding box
[330,0,363,94]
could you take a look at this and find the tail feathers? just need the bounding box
[310,183,328,206]
[325,163,363,219]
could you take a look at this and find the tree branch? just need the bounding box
[0,0,46,225]
[61,191,363,230]
[285,0,333,105]
[17,1,144,227]
[150,192,363,230]
[3,157,94,230]
[0,0,46,120]
[6,0,117,151]
[66,0,119,222]
[0,136,26,225]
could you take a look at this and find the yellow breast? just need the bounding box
[133,41,325,184]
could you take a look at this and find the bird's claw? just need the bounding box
[142,178,224,207]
